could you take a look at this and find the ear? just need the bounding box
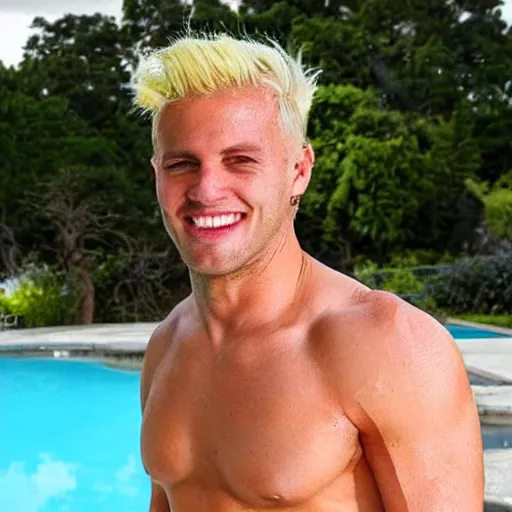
[150,155,157,181]
[291,143,315,196]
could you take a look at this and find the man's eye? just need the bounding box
[165,161,195,170]
[229,156,255,165]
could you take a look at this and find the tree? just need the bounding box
[289,15,371,88]
[0,223,19,279]
[94,240,189,323]
[28,166,132,324]
[122,0,191,50]
[0,61,119,260]
[466,171,512,243]
[299,84,481,269]
[240,0,350,18]
[22,14,132,134]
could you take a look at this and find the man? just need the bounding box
[130,33,484,511]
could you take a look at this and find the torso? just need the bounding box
[141,261,385,511]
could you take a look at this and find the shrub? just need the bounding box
[484,188,512,242]
[354,261,428,295]
[353,261,380,288]
[0,293,12,315]
[388,250,455,267]
[466,172,512,242]
[426,252,512,314]
[380,268,424,295]
[4,269,80,327]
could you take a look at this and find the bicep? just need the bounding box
[361,389,483,511]
[149,481,170,512]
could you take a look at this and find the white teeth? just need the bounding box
[192,213,242,229]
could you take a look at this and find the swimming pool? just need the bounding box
[445,323,509,339]
[0,357,150,512]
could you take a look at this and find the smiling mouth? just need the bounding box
[186,213,244,229]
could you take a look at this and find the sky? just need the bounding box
[0,0,511,67]
[0,0,239,67]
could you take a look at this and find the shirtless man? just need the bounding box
[130,34,484,511]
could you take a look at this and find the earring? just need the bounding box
[290,195,301,206]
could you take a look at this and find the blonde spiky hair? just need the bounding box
[129,32,321,146]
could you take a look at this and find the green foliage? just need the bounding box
[324,133,421,253]
[388,250,456,267]
[354,262,424,295]
[353,261,445,322]
[380,269,423,295]
[353,261,380,288]
[0,293,11,315]
[466,170,512,242]
[427,253,512,315]
[3,269,81,327]
[484,188,512,241]
[406,295,447,325]
[289,15,371,87]
[299,83,479,269]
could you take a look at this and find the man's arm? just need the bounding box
[345,293,484,511]
[141,320,175,512]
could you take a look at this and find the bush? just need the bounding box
[4,269,80,327]
[426,252,512,314]
[466,172,512,242]
[380,268,424,295]
[0,293,12,314]
[485,188,512,242]
[353,262,446,322]
[388,250,455,267]
[353,261,380,288]
[354,261,428,294]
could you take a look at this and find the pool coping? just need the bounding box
[0,343,146,355]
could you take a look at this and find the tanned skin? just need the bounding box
[140,85,484,511]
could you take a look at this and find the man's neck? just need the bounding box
[189,235,310,343]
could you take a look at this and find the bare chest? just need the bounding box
[141,339,361,506]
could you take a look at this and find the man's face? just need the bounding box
[151,86,312,276]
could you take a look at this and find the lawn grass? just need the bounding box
[456,314,512,329]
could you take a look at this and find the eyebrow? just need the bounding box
[161,150,198,160]
[221,143,263,155]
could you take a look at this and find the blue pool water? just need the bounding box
[445,324,509,339]
[0,358,151,512]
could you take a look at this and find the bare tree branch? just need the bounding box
[0,222,20,277]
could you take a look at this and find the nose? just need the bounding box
[186,163,228,205]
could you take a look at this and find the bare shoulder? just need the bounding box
[140,295,194,411]
[348,288,462,370]
[311,284,470,413]
[313,279,459,357]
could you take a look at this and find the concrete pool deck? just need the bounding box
[1,319,512,505]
